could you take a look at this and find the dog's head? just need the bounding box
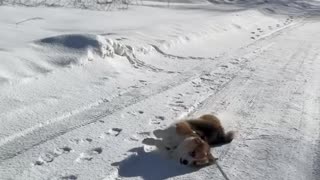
[175,136,216,166]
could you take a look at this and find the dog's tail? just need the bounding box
[222,131,235,144]
[211,131,235,147]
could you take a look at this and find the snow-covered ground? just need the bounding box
[0,0,320,179]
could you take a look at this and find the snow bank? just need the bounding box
[0,34,135,85]
[35,34,135,62]
[208,0,320,15]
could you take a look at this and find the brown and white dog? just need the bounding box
[142,114,235,166]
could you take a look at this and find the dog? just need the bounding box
[142,114,235,166]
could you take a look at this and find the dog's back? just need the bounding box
[187,114,234,147]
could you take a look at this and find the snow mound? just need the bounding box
[0,34,135,85]
[35,34,135,66]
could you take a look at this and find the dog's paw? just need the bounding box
[142,138,157,145]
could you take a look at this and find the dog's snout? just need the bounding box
[180,158,189,165]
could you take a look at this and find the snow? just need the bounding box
[0,0,320,180]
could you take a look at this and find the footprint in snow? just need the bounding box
[220,65,229,68]
[169,102,188,112]
[191,81,202,88]
[129,131,151,142]
[155,115,165,120]
[60,175,78,180]
[230,59,240,64]
[150,119,161,125]
[139,79,148,85]
[107,128,122,136]
[99,128,122,139]
[175,100,184,104]
[34,146,72,166]
[173,96,181,100]
[70,138,93,144]
[76,147,103,162]
[150,115,165,125]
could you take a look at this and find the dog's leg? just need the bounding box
[142,138,168,151]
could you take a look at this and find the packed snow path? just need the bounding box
[0,2,320,180]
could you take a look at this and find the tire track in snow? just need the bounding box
[0,61,215,161]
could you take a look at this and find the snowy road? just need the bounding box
[193,19,320,180]
[0,2,320,180]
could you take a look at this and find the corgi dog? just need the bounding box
[142,114,234,166]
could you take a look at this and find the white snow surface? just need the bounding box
[0,0,320,180]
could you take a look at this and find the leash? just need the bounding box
[215,160,231,180]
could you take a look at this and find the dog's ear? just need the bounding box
[176,122,194,136]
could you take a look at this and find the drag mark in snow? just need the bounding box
[15,17,44,25]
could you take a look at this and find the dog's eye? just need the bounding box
[190,151,196,158]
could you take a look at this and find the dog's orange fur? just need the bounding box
[142,114,234,166]
[175,121,194,136]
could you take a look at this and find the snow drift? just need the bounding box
[0,34,136,85]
